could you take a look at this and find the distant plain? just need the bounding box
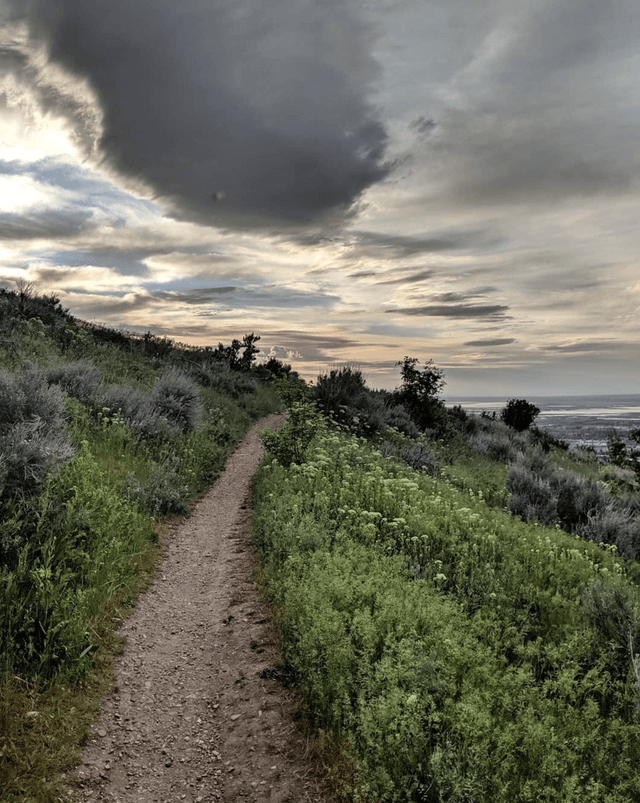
[448,394,640,454]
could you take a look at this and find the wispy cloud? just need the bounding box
[387,304,509,319]
[0,208,96,240]
[464,338,516,347]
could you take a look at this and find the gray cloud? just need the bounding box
[348,231,470,258]
[261,329,359,361]
[12,0,389,232]
[543,340,622,354]
[387,304,509,319]
[464,338,516,347]
[45,248,154,275]
[0,209,96,240]
[408,116,436,137]
[154,284,338,309]
[405,0,640,206]
[348,270,379,279]
[429,289,497,303]
[376,269,435,285]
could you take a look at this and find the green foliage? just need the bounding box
[46,358,102,406]
[607,428,640,480]
[506,448,640,559]
[391,356,446,431]
[252,427,640,802]
[260,394,322,468]
[500,398,541,432]
[0,443,155,681]
[312,365,369,422]
[125,458,191,516]
[0,362,74,500]
[0,286,284,799]
[149,367,203,435]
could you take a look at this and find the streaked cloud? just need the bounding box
[387,304,509,319]
[464,338,516,347]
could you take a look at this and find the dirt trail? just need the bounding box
[70,413,335,803]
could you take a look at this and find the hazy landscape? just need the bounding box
[449,396,640,454]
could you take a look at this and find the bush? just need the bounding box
[312,367,369,420]
[582,578,640,681]
[381,402,420,439]
[47,358,102,406]
[99,384,165,438]
[260,399,322,467]
[500,398,540,432]
[529,425,568,453]
[506,457,558,524]
[0,420,74,499]
[577,504,640,559]
[552,471,608,531]
[467,430,522,463]
[194,361,257,398]
[149,368,203,435]
[0,362,74,500]
[125,459,190,516]
[379,437,438,474]
[0,361,65,435]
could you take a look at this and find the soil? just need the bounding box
[68,413,336,803]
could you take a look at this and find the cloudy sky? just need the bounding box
[0,0,638,396]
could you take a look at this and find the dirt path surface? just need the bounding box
[70,414,335,803]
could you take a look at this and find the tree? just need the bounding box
[391,357,446,430]
[500,398,540,432]
[239,332,260,371]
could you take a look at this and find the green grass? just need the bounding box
[0,295,282,801]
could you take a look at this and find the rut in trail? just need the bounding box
[70,413,336,803]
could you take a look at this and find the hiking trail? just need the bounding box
[69,413,335,803]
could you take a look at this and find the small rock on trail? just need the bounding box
[68,413,336,803]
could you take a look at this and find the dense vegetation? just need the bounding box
[0,285,283,801]
[3,288,640,802]
[254,366,640,802]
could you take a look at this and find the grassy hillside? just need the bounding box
[252,373,640,802]
[0,286,283,802]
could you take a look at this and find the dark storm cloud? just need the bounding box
[0,209,96,240]
[387,304,509,319]
[464,338,516,347]
[13,0,388,232]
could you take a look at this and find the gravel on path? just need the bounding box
[68,413,336,803]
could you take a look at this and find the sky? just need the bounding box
[0,0,638,397]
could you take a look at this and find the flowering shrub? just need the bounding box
[252,426,640,802]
